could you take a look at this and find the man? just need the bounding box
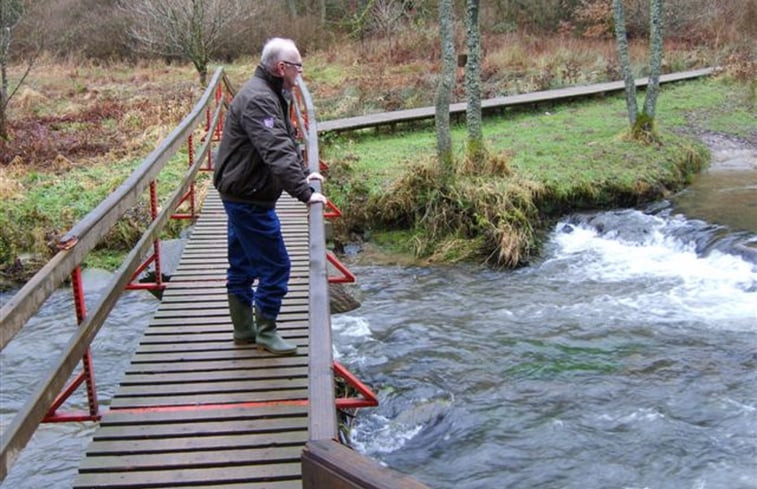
[213,37,326,355]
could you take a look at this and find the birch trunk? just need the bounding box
[612,0,637,127]
[465,0,484,161]
[643,0,664,118]
[435,0,456,179]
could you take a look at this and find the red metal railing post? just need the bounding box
[44,266,101,422]
[187,134,197,215]
[327,252,357,284]
[150,180,163,289]
[214,84,224,143]
[334,361,379,409]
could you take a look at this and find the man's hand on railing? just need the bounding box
[307,172,324,183]
[308,192,328,206]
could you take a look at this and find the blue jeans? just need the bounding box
[222,200,290,319]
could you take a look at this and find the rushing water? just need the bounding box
[0,271,160,489]
[1,135,755,488]
[330,134,757,489]
[333,210,756,489]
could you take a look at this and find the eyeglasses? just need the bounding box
[282,60,303,70]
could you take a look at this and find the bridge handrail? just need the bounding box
[297,76,339,442]
[0,67,230,481]
[0,68,228,351]
[297,77,431,488]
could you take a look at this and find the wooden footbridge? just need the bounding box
[73,192,312,488]
[0,69,427,488]
[0,66,714,488]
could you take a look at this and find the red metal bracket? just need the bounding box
[327,252,356,284]
[170,184,198,220]
[324,199,342,219]
[334,361,378,409]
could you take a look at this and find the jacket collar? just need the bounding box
[255,64,285,93]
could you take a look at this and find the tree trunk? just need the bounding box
[435,0,456,180]
[1,56,7,140]
[198,65,208,87]
[464,0,484,161]
[287,0,297,18]
[643,0,663,118]
[0,96,7,141]
[612,0,637,127]
[1,0,24,141]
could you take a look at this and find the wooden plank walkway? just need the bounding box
[317,67,715,133]
[74,190,312,488]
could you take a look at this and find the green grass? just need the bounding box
[324,77,752,199]
[0,153,195,270]
[320,77,752,264]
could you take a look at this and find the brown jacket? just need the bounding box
[213,65,312,207]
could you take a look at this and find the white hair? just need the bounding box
[260,38,299,70]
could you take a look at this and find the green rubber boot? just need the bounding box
[227,294,256,345]
[254,308,297,355]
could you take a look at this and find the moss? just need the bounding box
[630,111,658,143]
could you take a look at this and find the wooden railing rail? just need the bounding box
[302,439,432,489]
[297,76,431,488]
[299,75,339,441]
[0,67,231,481]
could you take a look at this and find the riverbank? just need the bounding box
[321,76,754,267]
[0,51,754,287]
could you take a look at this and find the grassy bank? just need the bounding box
[321,77,753,265]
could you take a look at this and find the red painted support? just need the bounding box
[127,181,165,292]
[334,361,379,409]
[327,252,356,284]
[214,84,224,143]
[43,267,101,423]
[172,134,198,220]
[324,199,342,219]
[150,181,163,289]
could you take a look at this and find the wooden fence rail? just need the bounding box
[0,67,233,481]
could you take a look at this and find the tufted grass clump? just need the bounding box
[369,152,543,267]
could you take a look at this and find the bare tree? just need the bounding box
[464,0,484,163]
[119,0,260,86]
[613,0,665,140]
[286,0,327,23]
[434,0,455,179]
[0,0,43,141]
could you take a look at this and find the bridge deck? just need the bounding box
[74,190,311,488]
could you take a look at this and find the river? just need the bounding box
[332,133,757,489]
[1,134,755,488]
